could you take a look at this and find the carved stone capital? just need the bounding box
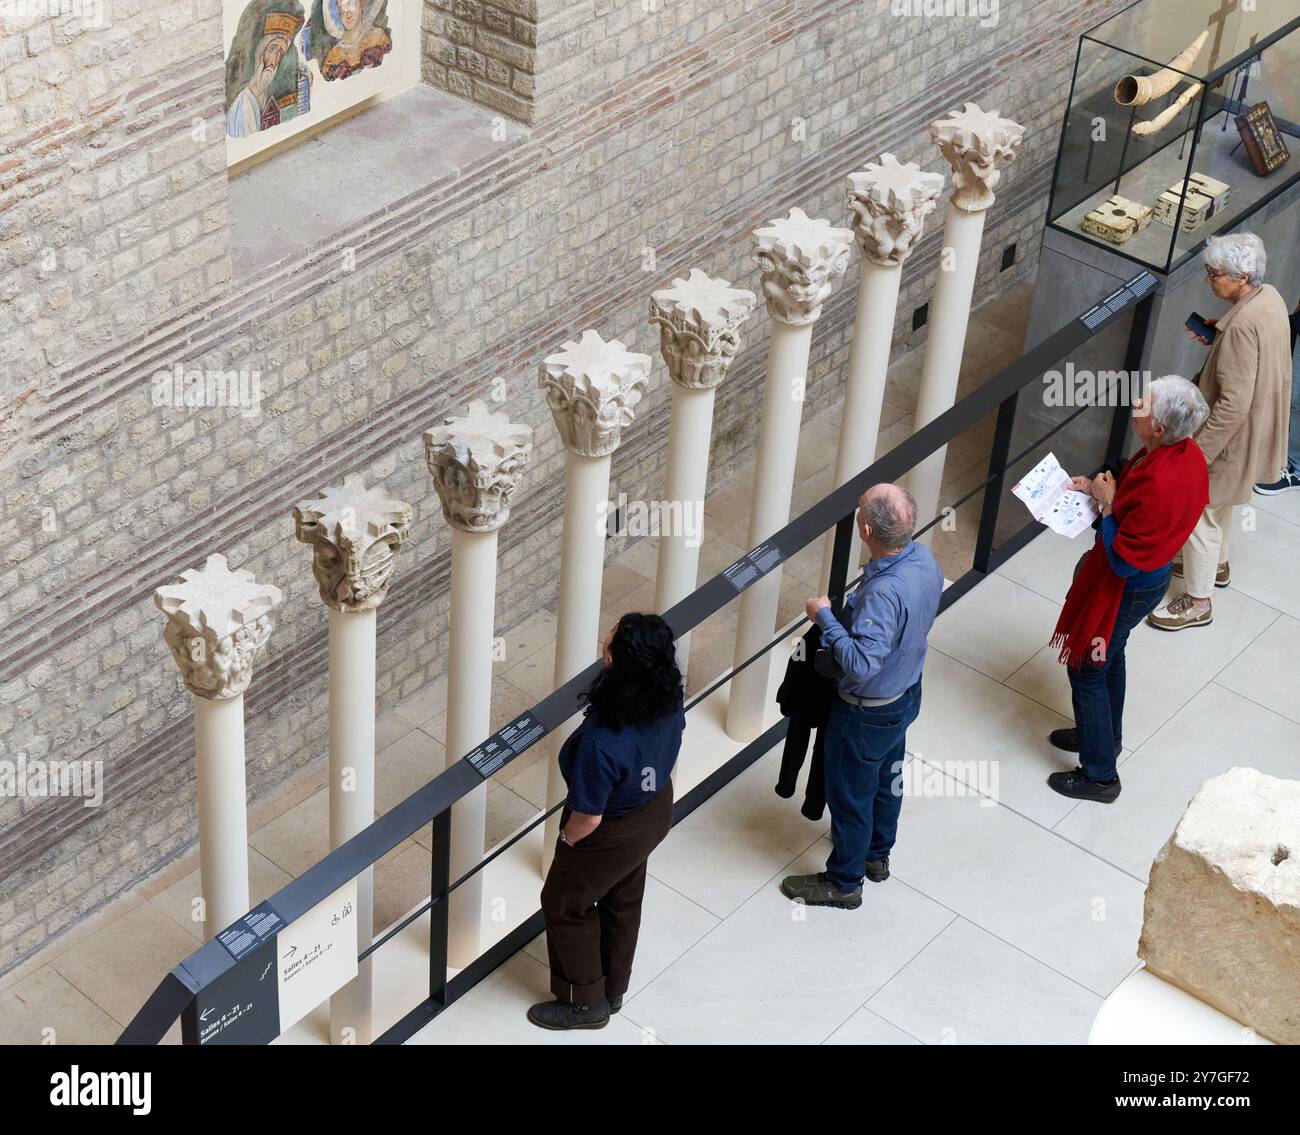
[649,269,757,390]
[292,474,413,611]
[930,102,1025,213]
[752,207,854,325]
[155,554,282,700]
[846,153,945,267]
[424,399,533,533]
[538,330,650,457]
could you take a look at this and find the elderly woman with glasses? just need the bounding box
[1147,232,1291,631]
[1047,377,1209,802]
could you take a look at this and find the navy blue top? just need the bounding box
[558,699,685,818]
[1100,514,1172,591]
[814,540,944,698]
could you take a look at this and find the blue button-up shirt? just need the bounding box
[814,540,944,698]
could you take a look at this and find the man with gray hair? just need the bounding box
[1149,232,1290,630]
[781,483,943,908]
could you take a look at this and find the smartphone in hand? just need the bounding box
[1186,312,1218,344]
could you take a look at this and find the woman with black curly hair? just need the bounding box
[527,612,685,1031]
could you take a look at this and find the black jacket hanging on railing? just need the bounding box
[774,624,835,821]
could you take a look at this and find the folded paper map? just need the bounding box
[1012,453,1099,539]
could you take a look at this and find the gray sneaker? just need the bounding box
[779,872,862,909]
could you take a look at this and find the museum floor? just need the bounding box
[6,280,1300,1045]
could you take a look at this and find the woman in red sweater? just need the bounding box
[1047,376,1210,803]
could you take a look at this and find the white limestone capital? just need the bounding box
[424,399,533,533]
[649,269,757,390]
[538,330,650,457]
[846,153,945,267]
[154,553,282,700]
[930,102,1025,213]
[292,474,413,612]
[752,207,854,325]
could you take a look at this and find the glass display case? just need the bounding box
[1047,0,1300,273]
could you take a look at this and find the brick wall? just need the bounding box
[0,0,1132,972]
[422,0,538,122]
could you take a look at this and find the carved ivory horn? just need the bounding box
[1132,82,1204,137]
[1114,29,1208,106]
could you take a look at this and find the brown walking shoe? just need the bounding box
[1169,561,1230,588]
[1147,594,1213,631]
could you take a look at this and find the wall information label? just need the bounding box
[465,710,546,779]
[723,541,785,592]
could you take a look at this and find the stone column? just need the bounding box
[424,400,532,967]
[725,208,853,743]
[154,554,282,940]
[293,474,412,1045]
[649,269,756,671]
[540,330,650,868]
[905,103,1024,538]
[819,154,944,586]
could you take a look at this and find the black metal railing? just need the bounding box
[117,268,1158,1046]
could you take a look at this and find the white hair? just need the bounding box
[1204,232,1266,284]
[1147,375,1209,443]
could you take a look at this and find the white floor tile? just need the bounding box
[622,839,953,1045]
[1216,614,1300,727]
[1004,583,1279,750]
[824,1006,922,1045]
[1053,683,1300,881]
[888,790,1146,996]
[866,917,1101,1044]
[910,649,1078,828]
[647,749,829,919]
[521,875,720,1001]
[1226,507,1300,620]
[407,953,655,1045]
[994,528,1086,603]
[928,573,1062,682]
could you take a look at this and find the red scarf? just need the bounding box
[1052,438,1208,668]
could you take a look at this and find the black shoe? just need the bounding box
[779,872,863,909]
[1047,768,1121,803]
[864,857,890,883]
[608,994,623,1014]
[1255,462,1300,496]
[1049,728,1121,758]
[526,998,610,1030]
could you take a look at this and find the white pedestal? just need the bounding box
[654,382,716,671]
[726,320,813,742]
[1089,967,1274,1045]
[327,606,376,1044]
[820,261,902,586]
[905,205,986,540]
[444,526,499,967]
[193,694,250,940]
[544,451,612,869]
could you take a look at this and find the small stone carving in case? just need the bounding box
[1153,173,1231,231]
[1081,195,1153,244]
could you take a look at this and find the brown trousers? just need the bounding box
[540,784,674,1003]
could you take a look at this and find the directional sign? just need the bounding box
[276,879,358,1034]
[188,936,280,1046]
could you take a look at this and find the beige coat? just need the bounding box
[1195,282,1291,506]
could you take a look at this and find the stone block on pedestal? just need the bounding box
[1138,767,1300,1045]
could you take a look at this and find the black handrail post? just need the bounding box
[1107,293,1154,464]
[428,806,451,1009]
[828,511,855,615]
[973,390,1020,574]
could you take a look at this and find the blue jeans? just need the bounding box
[1066,577,1168,782]
[822,681,922,892]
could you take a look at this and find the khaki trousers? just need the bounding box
[1181,505,1233,599]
